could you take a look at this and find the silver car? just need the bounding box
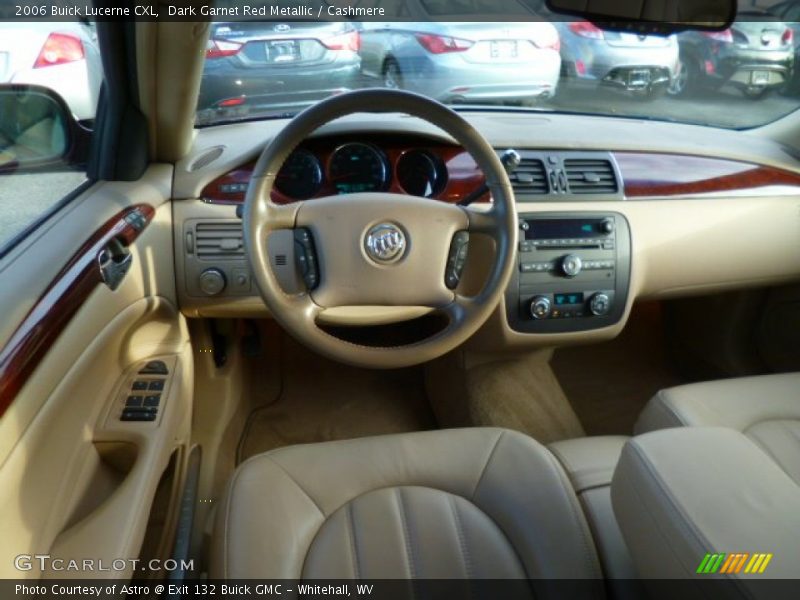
[359,21,562,105]
[0,21,102,121]
[556,21,679,100]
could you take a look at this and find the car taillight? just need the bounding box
[322,30,360,52]
[33,32,84,68]
[415,33,474,54]
[783,28,794,45]
[702,30,733,43]
[206,39,243,59]
[568,21,604,40]
[217,97,246,107]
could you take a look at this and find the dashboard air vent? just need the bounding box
[510,158,548,195]
[195,221,244,260]
[564,158,618,194]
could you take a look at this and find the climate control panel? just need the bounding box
[506,212,631,334]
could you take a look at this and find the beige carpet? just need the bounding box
[238,333,436,462]
[426,350,585,445]
[552,302,684,436]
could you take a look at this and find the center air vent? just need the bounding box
[564,158,618,194]
[510,158,548,195]
[195,221,244,260]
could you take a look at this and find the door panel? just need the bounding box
[0,165,193,579]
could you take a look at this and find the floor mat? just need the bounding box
[237,333,436,462]
[551,302,684,436]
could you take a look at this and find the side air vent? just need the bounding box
[510,158,548,195]
[564,158,618,194]
[195,221,244,260]
[188,146,225,172]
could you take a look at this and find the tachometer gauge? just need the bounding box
[396,150,447,198]
[275,149,323,199]
[328,143,389,194]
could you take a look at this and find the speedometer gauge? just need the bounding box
[275,149,323,200]
[328,143,389,194]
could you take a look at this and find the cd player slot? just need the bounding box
[542,244,600,251]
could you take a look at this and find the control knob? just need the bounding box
[199,268,227,296]
[589,292,612,317]
[561,254,583,278]
[530,296,552,320]
[601,218,615,234]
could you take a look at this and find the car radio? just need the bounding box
[505,212,631,333]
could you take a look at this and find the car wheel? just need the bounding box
[668,56,695,97]
[382,60,403,90]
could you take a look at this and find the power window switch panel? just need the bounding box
[132,380,149,391]
[148,380,165,391]
[143,395,161,407]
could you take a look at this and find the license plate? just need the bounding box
[629,69,651,87]
[490,40,518,59]
[266,41,299,63]
[751,71,770,85]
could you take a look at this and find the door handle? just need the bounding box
[98,237,133,291]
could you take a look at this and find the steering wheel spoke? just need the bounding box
[243,89,517,368]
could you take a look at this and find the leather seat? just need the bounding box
[211,427,604,587]
[636,372,800,484]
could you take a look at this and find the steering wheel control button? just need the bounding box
[530,296,553,320]
[199,268,227,296]
[365,223,407,264]
[293,228,320,290]
[560,254,583,278]
[445,231,470,289]
[589,292,612,317]
[139,360,168,375]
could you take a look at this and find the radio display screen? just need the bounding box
[526,219,603,240]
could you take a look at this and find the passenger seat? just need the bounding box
[635,372,800,484]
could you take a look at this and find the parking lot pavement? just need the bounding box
[0,171,86,251]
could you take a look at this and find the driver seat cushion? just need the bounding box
[635,372,800,485]
[211,428,604,583]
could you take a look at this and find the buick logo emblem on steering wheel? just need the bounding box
[365,223,407,264]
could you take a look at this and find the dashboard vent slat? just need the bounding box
[510,158,548,195]
[195,221,244,260]
[564,159,618,194]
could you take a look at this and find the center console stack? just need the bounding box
[506,212,631,333]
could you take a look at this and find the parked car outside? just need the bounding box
[668,12,795,99]
[555,21,679,100]
[358,21,561,106]
[197,20,361,125]
[0,21,101,121]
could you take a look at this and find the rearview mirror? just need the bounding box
[0,84,90,174]
[546,0,736,34]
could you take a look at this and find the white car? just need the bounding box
[0,21,102,121]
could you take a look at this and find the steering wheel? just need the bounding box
[243,89,517,368]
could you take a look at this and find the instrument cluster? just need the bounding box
[200,135,484,205]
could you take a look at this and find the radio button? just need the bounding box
[561,254,583,278]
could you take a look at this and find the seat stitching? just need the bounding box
[346,501,362,579]
[448,495,474,581]
[395,488,419,583]
[266,456,326,517]
[470,430,505,500]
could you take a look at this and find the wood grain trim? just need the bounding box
[0,204,155,418]
[617,152,800,198]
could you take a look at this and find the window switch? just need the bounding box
[132,380,148,391]
[121,408,157,422]
[126,396,143,408]
[143,395,161,407]
[139,360,169,375]
[148,380,165,391]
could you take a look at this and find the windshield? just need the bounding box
[196,1,800,129]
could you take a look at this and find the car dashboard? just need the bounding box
[172,111,800,351]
